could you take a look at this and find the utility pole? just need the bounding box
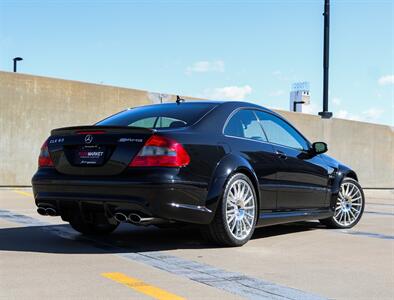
[318,0,333,119]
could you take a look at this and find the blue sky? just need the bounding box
[1,0,393,126]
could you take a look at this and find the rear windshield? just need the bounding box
[96,103,217,129]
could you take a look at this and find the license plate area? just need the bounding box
[74,145,107,166]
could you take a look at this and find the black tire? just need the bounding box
[69,217,118,235]
[319,177,365,229]
[201,173,258,247]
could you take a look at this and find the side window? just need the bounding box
[129,117,156,128]
[224,110,267,141]
[155,117,186,129]
[255,111,309,150]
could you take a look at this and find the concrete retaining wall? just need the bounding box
[1,71,393,188]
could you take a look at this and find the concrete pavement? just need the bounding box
[0,188,393,299]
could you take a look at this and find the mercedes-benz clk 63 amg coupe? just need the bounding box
[32,101,365,246]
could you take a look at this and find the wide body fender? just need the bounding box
[204,154,259,222]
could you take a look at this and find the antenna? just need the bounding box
[176,95,185,104]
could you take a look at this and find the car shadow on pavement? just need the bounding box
[0,221,321,254]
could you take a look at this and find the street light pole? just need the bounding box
[318,0,333,119]
[13,57,23,72]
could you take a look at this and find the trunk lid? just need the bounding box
[47,126,153,176]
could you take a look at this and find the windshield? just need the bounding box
[96,103,217,129]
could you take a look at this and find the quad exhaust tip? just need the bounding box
[46,208,57,216]
[128,213,142,223]
[114,212,156,224]
[129,213,155,224]
[114,212,128,223]
[37,206,57,216]
[37,207,47,216]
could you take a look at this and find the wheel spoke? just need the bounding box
[350,196,361,202]
[344,184,349,196]
[245,212,254,219]
[236,182,242,198]
[349,188,359,199]
[348,185,355,197]
[230,218,237,232]
[351,207,360,214]
[227,210,236,218]
[348,209,356,220]
[236,220,241,236]
[244,217,252,228]
[244,196,253,205]
[239,184,245,199]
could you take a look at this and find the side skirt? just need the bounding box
[256,208,333,227]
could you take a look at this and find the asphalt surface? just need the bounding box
[0,188,393,300]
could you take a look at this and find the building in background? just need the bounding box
[289,81,310,112]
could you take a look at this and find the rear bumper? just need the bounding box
[32,168,212,224]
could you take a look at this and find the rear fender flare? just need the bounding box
[205,154,259,221]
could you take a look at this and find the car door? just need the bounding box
[223,109,280,211]
[254,111,330,210]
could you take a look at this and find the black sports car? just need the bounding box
[32,101,365,246]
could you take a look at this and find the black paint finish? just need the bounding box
[32,101,357,227]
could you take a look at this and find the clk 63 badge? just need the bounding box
[49,138,64,144]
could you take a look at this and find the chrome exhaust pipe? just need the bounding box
[128,213,154,224]
[45,207,57,216]
[114,212,128,223]
[37,207,47,216]
[128,213,142,223]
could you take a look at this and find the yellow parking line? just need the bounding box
[14,190,33,197]
[102,272,185,300]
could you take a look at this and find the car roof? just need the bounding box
[130,100,272,111]
[126,100,282,124]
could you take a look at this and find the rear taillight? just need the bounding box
[129,135,190,167]
[38,139,54,168]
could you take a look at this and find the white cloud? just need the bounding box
[378,75,394,86]
[268,90,285,97]
[362,108,384,121]
[205,85,252,100]
[332,97,342,106]
[335,110,362,121]
[185,60,224,75]
[334,107,384,123]
[272,70,281,76]
[302,102,320,115]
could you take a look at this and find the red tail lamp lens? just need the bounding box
[38,139,54,168]
[129,135,190,167]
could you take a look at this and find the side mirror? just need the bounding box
[311,142,328,155]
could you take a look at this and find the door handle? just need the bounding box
[275,150,287,159]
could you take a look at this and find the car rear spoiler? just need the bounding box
[51,125,154,136]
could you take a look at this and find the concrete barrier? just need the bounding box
[1,71,393,188]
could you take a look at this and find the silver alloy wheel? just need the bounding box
[334,181,363,226]
[225,179,256,240]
